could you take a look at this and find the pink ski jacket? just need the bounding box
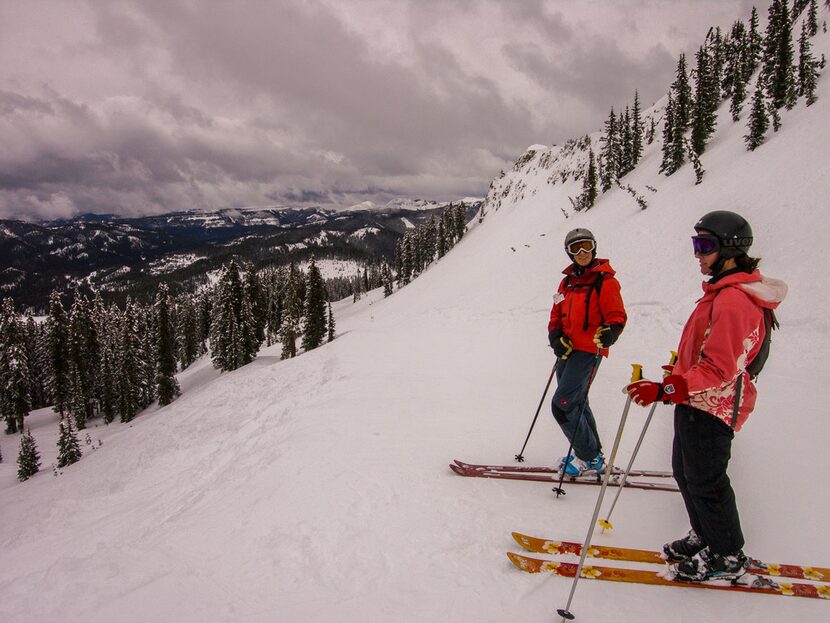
[673,270,787,431]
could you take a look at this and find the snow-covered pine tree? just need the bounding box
[244,268,267,348]
[748,6,763,68]
[23,313,46,410]
[210,259,258,371]
[599,108,620,191]
[745,78,770,150]
[620,106,632,176]
[17,428,40,481]
[301,256,327,351]
[436,220,447,259]
[807,0,819,36]
[631,91,644,168]
[117,300,142,422]
[98,333,118,425]
[382,264,394,297]
[692,44,720,155]
[1,299,31,434]
[56,416,82,468]
[327,302,336,343]
[45,291,70,417]
[659,93,676,173]
[580,149,598,209]
[798,20,820,105]
[155,284,180,406]
[671,54,694,130]
[762,0,783,86]
[771,0,798,109]
[453,204,466,241]
[710,26,725,97]
[67,292,96,429]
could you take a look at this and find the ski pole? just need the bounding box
[556,363,642,622]
[514,359,559,462]
[598,351,678,533]
[552,350,604,498]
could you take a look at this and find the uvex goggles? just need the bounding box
[567,239,595,255]
[691,235,719,255]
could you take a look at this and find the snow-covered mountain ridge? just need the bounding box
[1,9,829,623]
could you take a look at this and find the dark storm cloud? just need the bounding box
[0,0,755,220]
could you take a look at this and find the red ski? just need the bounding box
[454,459,672,478]
[450,463,678,493]
[512,532,830,583]
[507,551,830,600]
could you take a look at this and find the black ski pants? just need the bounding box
[672,404,744,555]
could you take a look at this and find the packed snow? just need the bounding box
[2,19,830,623]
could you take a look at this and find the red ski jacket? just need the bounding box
[547,259,627,356]
[673,270,787,431]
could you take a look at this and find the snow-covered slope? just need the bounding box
[2,22,830,623]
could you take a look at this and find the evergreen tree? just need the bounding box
[327,302,336,343]
[671,54,694,130]
[382,264,394,297]
[599,108,620,191]
[745,79,770,150]
[117,301,141,422]
[56,416,82,468]
[155,284,180,406]
[620,106,632,175]
[210,260,258,371]
[1,299,31,434]
[807,0,819,36]
[691,45,717,155]
[279,266,301,359]
[67,292,97,428]
[771,0,798,109]
[17,429,40,481]
[659,93,676,173]
[748,6,763,69]
[798,20,820,105]
[762,0,783,85]
[631,91,644,167]
[580,149,598,209]
[45,291,71,416]
[453,204,466,241]
[244,268,267,348]
[301,256,327,351]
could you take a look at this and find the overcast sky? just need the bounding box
[0,0,757,221]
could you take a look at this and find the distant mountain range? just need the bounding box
[1,199,482,310]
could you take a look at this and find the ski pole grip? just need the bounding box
[630,364,643,382]
[662,351,678,378]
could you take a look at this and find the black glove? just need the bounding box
[548,330,573,359]
[593,323,623,349]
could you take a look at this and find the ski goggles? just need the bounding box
[691,235,719,255]
[567,239,595,255]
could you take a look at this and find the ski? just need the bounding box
[511,532,830,583]
[507,552,830,600]
[449,464,679,492]
[454,459,672,479]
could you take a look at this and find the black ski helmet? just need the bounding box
[694,210,753,258]
[564,228,596,258]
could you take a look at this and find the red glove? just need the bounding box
[625,380,663,406]
[661,374,689,404]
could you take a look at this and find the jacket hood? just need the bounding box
[703,270,787,309]
[563,258,616,277]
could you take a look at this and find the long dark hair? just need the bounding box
[735,253,761,273]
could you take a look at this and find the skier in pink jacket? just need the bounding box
[625,210,786,582]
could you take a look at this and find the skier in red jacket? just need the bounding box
[548,228,627,476]
[626,211,787,582]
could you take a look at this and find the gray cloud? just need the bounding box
[0,0,754,220]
